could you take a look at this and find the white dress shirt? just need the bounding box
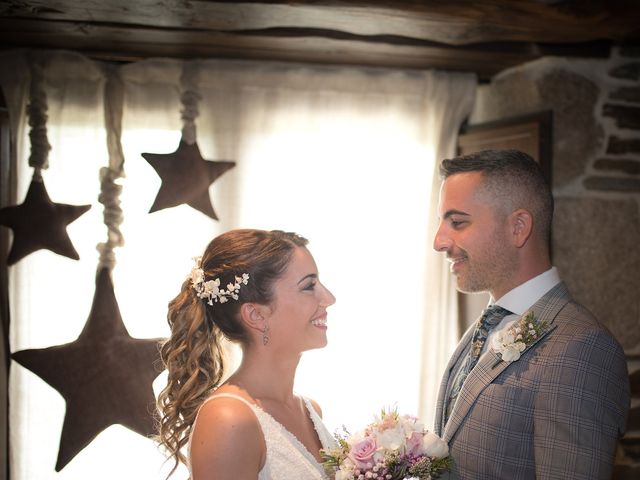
[481,267,561,354]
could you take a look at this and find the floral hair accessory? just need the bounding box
[490,310,548,368]
[189,256,250,306]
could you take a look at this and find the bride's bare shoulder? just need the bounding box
[190,389,265,479]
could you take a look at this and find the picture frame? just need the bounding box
[457,110,552,184]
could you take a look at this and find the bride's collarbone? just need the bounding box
[260,396,308,428]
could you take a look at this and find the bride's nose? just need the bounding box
[319,282,336,307]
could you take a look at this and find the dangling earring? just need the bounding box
[262,324,270,346]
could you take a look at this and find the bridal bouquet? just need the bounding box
[321,407,452,480]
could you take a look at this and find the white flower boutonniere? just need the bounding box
[491,310,548,369]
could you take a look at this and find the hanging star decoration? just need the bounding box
[0,54,91,265]
[0,174,91,265]
[142,138,235,220]
[11,267,165,471]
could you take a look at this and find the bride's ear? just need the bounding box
[239,303,268,334]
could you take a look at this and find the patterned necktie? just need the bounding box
[444,305,512,424]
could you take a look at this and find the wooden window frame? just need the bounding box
[0,85,13,480]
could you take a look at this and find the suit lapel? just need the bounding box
[442,282,571,442]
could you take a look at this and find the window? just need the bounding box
[2,52,475,479]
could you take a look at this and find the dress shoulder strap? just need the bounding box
[193,392,262,435]
[301,397,319,418]
[203,392,257,410]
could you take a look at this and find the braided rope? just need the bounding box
[26,53,51,172]
[180,61,201,145]
[96,64,125,270]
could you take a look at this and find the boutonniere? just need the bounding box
[491,310,548,369]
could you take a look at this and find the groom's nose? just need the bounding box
[433,224,452,252]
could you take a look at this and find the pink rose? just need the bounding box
[348,437,377,469]
[406,431,424,456]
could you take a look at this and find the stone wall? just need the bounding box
[467,46,640,478]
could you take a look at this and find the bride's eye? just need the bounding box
[302,281,317,291]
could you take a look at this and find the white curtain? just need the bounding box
[1,50,475,479]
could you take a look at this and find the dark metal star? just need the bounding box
[11,268,165,471]
[0,176,91,265]
[141,139,235,220]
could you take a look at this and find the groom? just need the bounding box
[432,149,629,479]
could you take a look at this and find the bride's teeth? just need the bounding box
[311,318,326,326]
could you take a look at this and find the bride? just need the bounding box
[156,229,337,479]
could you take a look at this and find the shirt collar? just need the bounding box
[491,267,561,316]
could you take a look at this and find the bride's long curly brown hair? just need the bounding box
[156,229,308,477]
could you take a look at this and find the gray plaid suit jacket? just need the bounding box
[434,283,629,479]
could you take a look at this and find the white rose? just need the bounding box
[376,427,404,451]
[500,331,516,345]
[422,431,449,458]
[501,341,526,362]
[336,458,356,480]
[336,469,353,480]
[399,416,423,436]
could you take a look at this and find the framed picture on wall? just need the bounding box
[455,110,553,332]
[458,110,552,184]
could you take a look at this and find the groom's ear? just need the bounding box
[509,208,533,248]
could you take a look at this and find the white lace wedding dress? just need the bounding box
[191,393,337,479]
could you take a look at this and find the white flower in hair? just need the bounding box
[202,278,221,296]
[189,257,250,306]
[190,257,205,285]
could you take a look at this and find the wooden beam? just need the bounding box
[0,1,629,78]
[1,0,639,46]
[0,17,551,79]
